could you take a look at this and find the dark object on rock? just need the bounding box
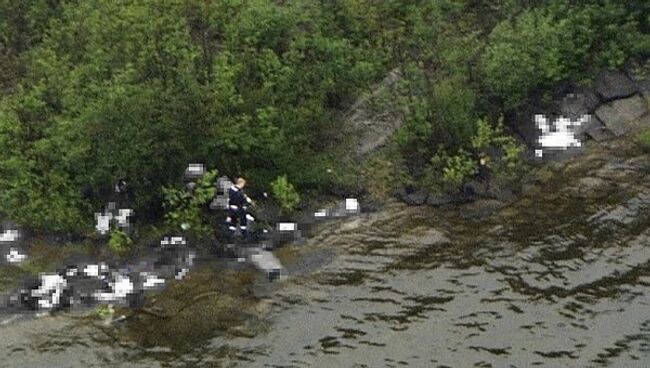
[595,70,638,102]
[399,188,428,205]
[559,89,600,120]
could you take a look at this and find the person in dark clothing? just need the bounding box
[476,152,491,194]
[226,177,254,239]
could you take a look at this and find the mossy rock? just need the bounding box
[122,267,260,350]
[637,129,650,153]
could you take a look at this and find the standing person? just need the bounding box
[226,177,254,239]
[477,152,491,194]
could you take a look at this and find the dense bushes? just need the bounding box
[0,0,646,233]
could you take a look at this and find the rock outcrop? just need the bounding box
[344,68,403,157]
[595,69,639,101]
[595,94,649,136]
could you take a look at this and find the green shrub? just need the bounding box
[108,230,133,255]
[638,129,650,153]
[422,148,476,194]
[270,175,300,213]
[162,169,217,236]
[362,151,411,201]
[442,149,477,191]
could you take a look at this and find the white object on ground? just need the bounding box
[95,273,134,301]
[84,264,100,277]
[32,274,67,309]
[95,213,112,235]
[534,114,588,158]
[314,209,327,218]
[115,208,134,227]
[345,198,359,211]
[142,273,165,289]
[277,222,296,232]
[175,268,189,280]
[0,229,19,242]
[6,248,27,263]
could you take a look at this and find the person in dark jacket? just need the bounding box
[226,177,254,238]
[476,152,491,194]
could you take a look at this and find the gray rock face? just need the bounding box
[595,94,649,136]
[583,118,615,142]
[595,70,639,101]
[345,68,403,157]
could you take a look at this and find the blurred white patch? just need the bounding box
[535,114,588,158]
[115,208,134,228]
[175,268,189,280]
[246,214,255,222]
[142,273,165,289]
[84,264,100,277]
[345,198,359,211]
[33,274,67,309]
[314,209,327,218]
[277,222,296,231]
[95,213,112,235]
[0,229,19,242]
[6,247,27,263]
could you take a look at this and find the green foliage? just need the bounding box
[95,304,113,319]
[0,0,646,233]
[163,169,217,236]
[108,230,133,255]
[270,175,300,213]
[481,1,649,110]
[441,150,477,191]
[423,148,476,194]
[361,150,411,201]
[637,129,650,153]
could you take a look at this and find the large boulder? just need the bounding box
[595,94,649,136]
[583,118,616,142]
[595,70,639,101]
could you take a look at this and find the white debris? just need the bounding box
[0,229,19,242]
[534,114,588,158]
[32,274,67,309]
[95,273,134,301]
[187,163,204,174]
[277,222,297,232]
[175,268,189,280]
[115,208,134,227]
[345,198,359,212]
[95,213,112,235]
[161,236,187,246]
[314,209,327,218]
[6,248,27,263]
[142,273,165,289]
[84,264,100,277]
[246,214,256,222]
